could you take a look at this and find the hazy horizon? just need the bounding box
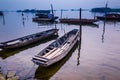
[0,0,120,11]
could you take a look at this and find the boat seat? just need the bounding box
[45,43,69,59]
[49,46,54,49]
[46,49,51,52]
[45,48,64,59]
[43,48,57,58]
[7,40,20,45]
[33,56,48,62]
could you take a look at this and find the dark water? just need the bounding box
[0,11,120,80]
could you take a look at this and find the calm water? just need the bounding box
[0,11,120,80]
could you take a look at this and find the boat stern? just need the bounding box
[32,56,49,67]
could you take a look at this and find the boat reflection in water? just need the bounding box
[0,35,58,59]
[0,12,5,25]
[33,21,57,27]
[34,42,79,80]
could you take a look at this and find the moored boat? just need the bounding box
[59,18,98,25]
[32,16,58,22]
[32,29,79,67]
[32,5,58,22]
[96,13,120,21]
[0,29,58,50]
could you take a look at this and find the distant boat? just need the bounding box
[32,29,79,67]
[32,14,58,22]
[91,7,111,13]
[91,7,120,13]
[32,5,58,22]
[96,13,120,21]
[91,2,120,13]
[59,18,98,25]
[0,29,59,50]
[0,11,3,16]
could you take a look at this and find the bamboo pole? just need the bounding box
[79,8,82,42]
[77,8,82,66]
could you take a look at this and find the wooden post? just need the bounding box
[51,4,54,17]
[61,9,63,19]
[79,8,82,43]
[77,8,82,66]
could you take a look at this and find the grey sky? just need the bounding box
[0,0,120,11]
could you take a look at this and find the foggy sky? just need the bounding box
[0,0,120,11]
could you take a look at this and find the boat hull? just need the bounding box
[59,18,98,25]
[45,35,78,67]
[97,16,120,21]
[32,29,79,67]
[0,29,58,50]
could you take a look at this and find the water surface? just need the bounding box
[0,11,120,80]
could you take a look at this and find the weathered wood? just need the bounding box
[0,29,58,50]
[32,29,79,67]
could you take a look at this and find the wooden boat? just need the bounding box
[33,5,58,22]
[32,29,79,67]
[91,7,120,13]
[0,29,59,50]
[91,7,111,13]
[34,42,78,80]
[59,18,98,25]
[32,16,58,22]
[96,13,120,21]
[33,10,58,22]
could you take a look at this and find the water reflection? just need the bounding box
[60,23,66,34]
[0,11,120,80]
[21,12,25,27]
[77,25,82,66]
[36,22,55,26]
[0,13,5,25]
[0,35,58,59]
[102,20,106,43]
[34,42,79,80]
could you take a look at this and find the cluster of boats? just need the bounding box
[0,28,79,67]
[32,9,120,26]
[32,10,98,25]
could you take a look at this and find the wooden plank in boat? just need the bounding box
[7,40,20,45]
[46,43,69,59]
[43,48,57,57]
[46,48,63,59]
[34,56,48,62]
[51,44,69,58]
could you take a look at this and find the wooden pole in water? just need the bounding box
[51,4,54,17]
[61,9,62,18]
[79,8,82,43]
[77,8,82,66]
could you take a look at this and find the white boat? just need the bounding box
[32,29,79,67]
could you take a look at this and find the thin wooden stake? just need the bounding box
[51,4,54,17]
[61,9,63,19]
[79,8,82,43]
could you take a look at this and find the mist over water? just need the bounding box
[0,0,120,11]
